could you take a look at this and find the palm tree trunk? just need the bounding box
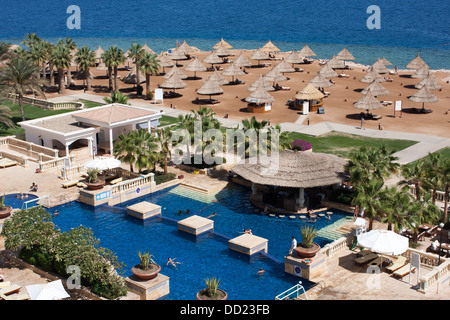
[146,73,150,94]
[135,62,140,86]
[49,63,55,86]
[444,185,449,222]
[58,68,65,94]
[85,69,91,91]
[114,66,118,92]
[164,152,168,175]
[108,66,113,90]
[18,94,25,121]
[67,68,72,87]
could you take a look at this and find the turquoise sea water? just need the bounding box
[0,0,449,69]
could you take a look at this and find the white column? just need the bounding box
[147,120,151,133]
[65,144,70,157]
[297,188,305,208]
[109,128,114,156]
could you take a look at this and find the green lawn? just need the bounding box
[288,131,418,158]
[158,115,180,127]
[410,147,450,165]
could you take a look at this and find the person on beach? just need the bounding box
[167,257,182,269]
[360,117,365,130]
[353,205,359,220]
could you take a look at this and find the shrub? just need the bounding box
[154,172,177,185]
[36,252,54,271]
[291,139,312,151]
[330,189,356,205]
[300,225,318,248]
[205,277,221,298]
[136,85,143,95]
[146,90,154,100]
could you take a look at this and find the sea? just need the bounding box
[0,0,449,70]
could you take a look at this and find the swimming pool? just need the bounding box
[51,184,351,300]
[3,193,39,209]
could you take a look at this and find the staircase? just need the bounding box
[317,216,353,241]
[169,185,219,204]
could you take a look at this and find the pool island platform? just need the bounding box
[177,215,214,235]
[228,233,268,256]
[126,201,161,220]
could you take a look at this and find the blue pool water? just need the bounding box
[50,184,351,300]
[3,193,39,209]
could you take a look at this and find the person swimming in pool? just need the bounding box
[257,267,265,277]
[206,212,217,218]
[167,257,182,269]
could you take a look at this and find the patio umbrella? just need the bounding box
[197,78,224,101]
[157,52,175,73]
[222,63,245,82]
[184,57,206,78]
[248,74,275,92]
[203,51,223,67]
[245,82,274,104]
[415,72,442,90]
[327,55,346,69]
[249,48,269,65]
[357,230,409,256]
[261,40,280,53]
[309,72,333,89]
[285,51,304,66]
[353,88,385,112]
[233,52,252,68]
[85,156,122,171]
[215,44,232,57]
[164,65,187,80]
[406,53,427,70]
[360,69,386,83]
[263,67,287,85]
[411,64,430,79]
[368,59,389,74]
[204,70,229,86]
[213,38,233,50]
[142,43,156,55]
[361,80,389,97]
[274,59,295,74]
[319,63,339,78]
[168,47,188,66]
[335,48,355,66]
[298,44,316,57]
[160,72,188,91]
[26,280,70,300]
[408,84,438,111]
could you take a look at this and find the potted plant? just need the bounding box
[0,194,12,219]
[294,225,321,258]
[196,277,228,300]
[85,168,105,190]
[131,251,161,281]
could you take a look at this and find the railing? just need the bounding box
[275,281,308,300]
[418,259,450,293]
[39,156,75,172]
[22,195,50,209]
[61,164,86,180]
[409,184,446,203]
[321,237,350,258]
[7,94,84,110]
[0,150,29,166]
[110,173,154,195]
[0,136,59,159]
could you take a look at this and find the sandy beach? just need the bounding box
[43,48,450,138]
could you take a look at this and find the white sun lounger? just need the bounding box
[0,284,21,295]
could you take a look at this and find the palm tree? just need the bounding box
[352,179,386,230]
[423,152,444,204]
[74,46,96,91]
[381,187,413,232]
[138,52,160,95]
[101,49,113,90]
[103,91,129,104]
[0,105,15,129]
[174,114,194,160]
[57,38,77,86]
[50,44,71,94]
[0,56,45,121]
[134,130,158,173]
[128,43,145,86]
[408,192,441,244]
[441,159,450,222]
[22,33,42,49]
[157,127,172,175]
[0,42,11,62]
[105,46,125,92]
[28,42,47,79]
[398,159,428,201]
[43,41,56,85]
[113,131,137,172]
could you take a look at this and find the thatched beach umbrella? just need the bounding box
[121,69,146,84]
[380,56,392,66]
[213,38,233,50]
[233,52,252,68]
[184,57,206,79]
[309,72,333,89]
[264,67,287,85]
[368,59,389,74]
[94,46,104,62]
[319,63,339,78]
[408,85,438,111]
[160,72,188,92]
[231,150,346,189]
[406,53,427,70]
[245,82,274,104]
[327,55,346,69]
[411,64,430,79]
[142,44,156,55]
[203,51,223,67]
[261,40,280,53]
[197,78,224,101]
[222,63,245,82]
[361,80,389,97]
[353,88,384,112]
[176,40,196,54]
[248,74,275,92]
[168,47,188,66]
[298,44,316,57]
[415,72,441,90]
[249,48,269,65]
[336,48,355,61]
[204,70,229,86]
[295,83,325,101]
[157,52,175,72]
[164,65,187,80]
[285,51,304,66]
[274,59,295,74]
[96,61,108,72]
[360,69,386,83]
[215,44,232,57]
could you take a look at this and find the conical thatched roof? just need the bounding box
[327,55,346,69]
[408,85,439,103]
[184,57,206,72]
[285,51,304,64]
[121,69,146,84]
[368,59,389,74]
[248,74,275,92]
[245,83,274,104]
[415,72,441,90]
[157,52,175,68]
[160,72,187,89]
[380,56,392,66]
[274,59,295,73]
[168,47,188,60]
[222,63,245,77]
[231,150,346,189]
[215,44,232,57]
[213,38,233,50]
[353,89,384,111]
[249,48,269,61]
[360,69,386,83]
[298,44,316,57]
[94,46,104,59]
[176,40,196,54]
[295,83,325,100]
[96,62,108,71]
[336,48,355,61]
[406,53,427,70]
[309,72,333,88]
[361,80,389,96]
[261,40,280,53]
[142,43,156,54]
[164,65,187,79]
[319,63,339,78]
[197,78,224,95]
[204,70,229,86]
[264,67,287,83]
[411,64,430,79]
[233,52,252,67]
[203,51,223,65]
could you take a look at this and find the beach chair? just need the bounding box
[355,252,378,265]
[0,292,30,300]
[62,180,79,188]
[392,263,415,280]
[0,284,21,295]
[110,177,123,185]
[0,281,11,288]
[385,256,407,273]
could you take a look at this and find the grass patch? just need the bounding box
[410,147,450,165]
[158,115,180,127]
[78,99,105,108]
[288,131,417,158]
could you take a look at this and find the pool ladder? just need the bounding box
[275,281,308,300]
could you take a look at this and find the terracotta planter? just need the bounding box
[196,288,228,300]
[86,179,105,190]
[0,206,12,219]
[131,264,161,281]
[294,243,321,258]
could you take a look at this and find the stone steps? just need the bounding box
[169,186,218,204]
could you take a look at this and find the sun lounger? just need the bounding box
[355,252,378,265]
[0,281,11,288]
[0,293,30,300]
[62,180,79,188]
[0,158,18,168]
[392,263,415,280]
[385,256,407,273]
[0,284,21,295]
[110,177,123,185]
[77,182,87,188]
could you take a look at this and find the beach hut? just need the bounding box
[353,88,385,118]
[411,64,430,79]
[196,78,224,103]
[203,51,223,68]
[159,72,188,97]
[248,74,275,92]
[184,57,206,79]
[298,44,316,58]
[415,72,441,90]
[261,40,280,53]
[361,80,389,97]
[327,55,346,69]
[294,83,325,113]
[249,48,269,66]
[213,38,233,50]
[142,44,156,55]
[164,65,187,80]
[360,69,386,83]
[233,52,252,68]
[408,85,438,113]
[222,63,245,83]
[245,82,274,113]
[264,67,287,86]
[204,70,229,86]
[406,53,427,70]
[319,63,339,78]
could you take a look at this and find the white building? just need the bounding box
[18,103,163,157]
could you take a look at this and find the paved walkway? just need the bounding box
[51,93,450,164]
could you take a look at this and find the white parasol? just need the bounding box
[357,229,408,256]
[26,280,70,300]
[84,157,122,171]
